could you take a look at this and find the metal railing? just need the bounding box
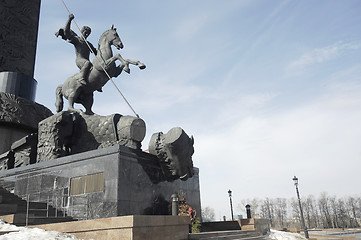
[25,192,69,226]
[24,189,95,225]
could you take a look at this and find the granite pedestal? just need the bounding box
[0,145,201,220]
[32,215,191,240]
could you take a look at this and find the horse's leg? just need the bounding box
[55,85,64,112]
[82,93,94,115]
[115,59,146,74]
[101,54,146,74]
[96,54,144,76]
[125,59,146,70]
[113,54,131,73]
[95,54,130,74]
[67,87,81,112]
[113,65,125,78]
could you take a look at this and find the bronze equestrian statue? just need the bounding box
[55,14,145,115]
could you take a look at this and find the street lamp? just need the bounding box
[228,189,234,221]
[246,204,251,219]
[171,193,179,216]
[293,176,309,239]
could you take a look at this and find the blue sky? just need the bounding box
[34,0,361,219]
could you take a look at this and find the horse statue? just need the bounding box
[55,25,145,115]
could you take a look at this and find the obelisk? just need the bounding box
[0,0,41,99]
[0,0,52,155]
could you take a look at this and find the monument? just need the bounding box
[0,0,53,156]
[0,1,201,223]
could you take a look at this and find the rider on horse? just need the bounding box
[55,17,146,115]
[55,14,100,90]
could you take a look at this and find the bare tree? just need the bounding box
[238,198,260,218]
[239,194,361,230]
[347,196,360,227]
[318,192,333,228]
[303,196,312,229]
[290,198,301,228]
[309,195,321,228]
[338,198,348,229]
[260,198,275,227]
[201,206,215,222]
[329,196,338,228]
[303,195,320,229]
[274,198,288,228]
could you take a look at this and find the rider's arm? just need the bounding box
[64,14,79,44]
[64,14,74,37]
[88,43,97,55]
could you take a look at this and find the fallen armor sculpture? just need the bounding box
[149,127,195,181]
[55,15,145,115]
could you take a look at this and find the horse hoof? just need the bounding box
[124,67,130,74]
[139,63,146,70]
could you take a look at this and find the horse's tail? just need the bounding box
[55,85,64,112]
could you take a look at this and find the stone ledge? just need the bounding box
[0,145,154,178]
[31,215,190,240]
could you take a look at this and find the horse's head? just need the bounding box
[105,25,123,50]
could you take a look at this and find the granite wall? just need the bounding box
[0,145,201,220]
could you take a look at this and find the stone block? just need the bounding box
[102,202,117,218]
[0,145,201,220]
[31,215,190,240]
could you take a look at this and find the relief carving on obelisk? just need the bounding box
[0,0,41,77]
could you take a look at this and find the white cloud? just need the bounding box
[196,80,361,219]
[286,41,361,75]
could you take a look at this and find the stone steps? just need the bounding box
[0,186,74,226]
[189,230,269,240]
[0,213,74,226]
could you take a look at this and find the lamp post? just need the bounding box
[171,193,179,216]
[228,189,234,221]
[293,176,309,239]
[246,204,251,219]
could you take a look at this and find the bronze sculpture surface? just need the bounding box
[55,15,146,115]
[148,127,195,181]
[55,14,97,87]
[1,14,195,185]
[0,4,200,222]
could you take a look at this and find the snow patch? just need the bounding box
[268,229,306,240]
[0,219,81,240]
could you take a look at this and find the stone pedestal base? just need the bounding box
[32,215,190,240]
[0,145,201,220]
